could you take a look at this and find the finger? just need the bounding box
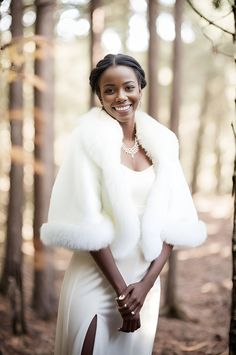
[118,302,128,310]
[119,307,136,319]
[118,301,139,317]
[131,314,141,332]
[130,319,137,332]
[116,294,131,309]
[127,319,133,333]
[118,304,133,318]
[119,320,129,333]
[121,284,135,300]
[122,293,142,313]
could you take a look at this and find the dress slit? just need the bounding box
[81,315,97,355]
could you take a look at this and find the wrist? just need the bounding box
[141,275,155,290]
[115,281,127,297]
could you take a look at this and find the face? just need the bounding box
[98,65,141,124]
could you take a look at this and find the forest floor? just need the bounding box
[0,194,233,355]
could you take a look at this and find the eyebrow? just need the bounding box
[103,80,136,87]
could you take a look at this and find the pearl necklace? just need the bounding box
[122,136,139,159]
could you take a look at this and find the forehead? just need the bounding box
[99,65,139,86]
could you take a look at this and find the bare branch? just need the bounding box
[214,8,235,20]
[186,0,234,36]
[202,28,233,57]
[231,123,236,196]
[232,122,236,140]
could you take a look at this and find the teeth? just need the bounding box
[115,105,130,111]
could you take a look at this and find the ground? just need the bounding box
[0,194,232,355]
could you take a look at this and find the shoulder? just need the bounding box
[136,111,179,161]
[136,111,178,142]
[66,107,123,165]
[71,107,122,139]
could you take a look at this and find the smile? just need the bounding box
[113,105,131,112]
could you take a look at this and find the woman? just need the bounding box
[41,54,206,355]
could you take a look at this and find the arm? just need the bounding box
[90,246,126,297]
[119,242,173,317]
[142,241,173,288]
[90,247,141,332]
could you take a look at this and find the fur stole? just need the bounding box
[41,107,206,261]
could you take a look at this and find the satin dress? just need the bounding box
[54,165,160,355]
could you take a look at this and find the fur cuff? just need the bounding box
[40,217,115,251]
[161,220,207,247]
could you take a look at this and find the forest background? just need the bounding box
[0,0,235,354]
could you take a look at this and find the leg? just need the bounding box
[81,315,97,355]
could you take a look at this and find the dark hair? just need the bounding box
[89,53,147,96]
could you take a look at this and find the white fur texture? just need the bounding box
[40,107,207,261]
[41,217,115,251]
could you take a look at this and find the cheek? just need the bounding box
[133,93,141,103]
[101,94,113,102]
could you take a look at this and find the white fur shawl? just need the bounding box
[40,107,206,261]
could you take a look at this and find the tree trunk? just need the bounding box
[191,79,210,194]
[0,0,27,334]
[90,0,104,107]
[214,112,223,194]
[229,2,236,352]
[32,0,56,319]
[163,0,184,318]
[147,0,159,119]
[230,141,236,352]
[169,0,183,137]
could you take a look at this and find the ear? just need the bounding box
[98,94,103,105]
[138,85,142,97]
[96,88,102,103]
[139,88,142,100]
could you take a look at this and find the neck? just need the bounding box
[120,121,136,142]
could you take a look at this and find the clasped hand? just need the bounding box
[116,280,150,333]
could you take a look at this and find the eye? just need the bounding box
[126,85,135,91]
[104,87,114,95]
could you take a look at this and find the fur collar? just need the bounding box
[78,107,179,168]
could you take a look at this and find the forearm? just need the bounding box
[90,247,127,296]
[142,242,173,288]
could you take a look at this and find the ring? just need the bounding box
[117,294,125,301]
[131,311,135,316]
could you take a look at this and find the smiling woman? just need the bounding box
[40,53,206,355]
[98,65,141,124]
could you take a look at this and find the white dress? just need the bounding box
[54,165,161,355]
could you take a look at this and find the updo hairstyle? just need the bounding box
[89,53,147,96]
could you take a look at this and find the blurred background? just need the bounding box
[0,0,235,354]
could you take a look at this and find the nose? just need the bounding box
[115,88,127,102]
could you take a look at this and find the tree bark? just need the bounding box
[229,2,236,352]
[230,130,236,351]
[214,111,223,194]
[147,0,159,119]
[0,0,27,334]
[191,80,210,194]
[163,0,184,318]
[90,0,104,107]
[32,0,56,319]
[169,0,183,137]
